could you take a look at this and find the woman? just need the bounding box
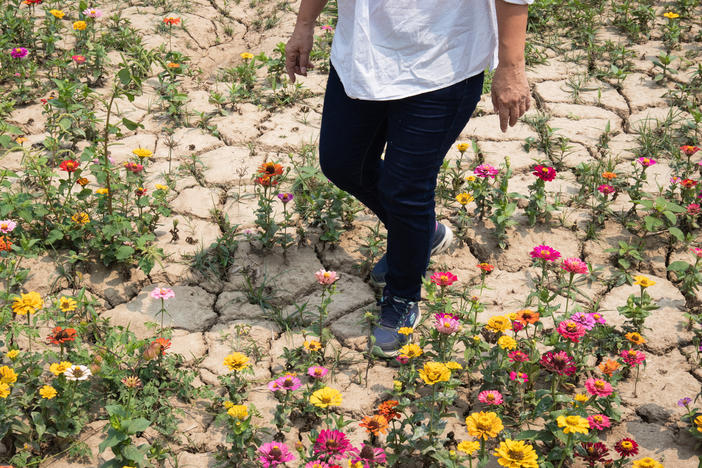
[285,0,532,357]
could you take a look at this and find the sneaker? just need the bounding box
[371,292,422,357]
[370,222,454,287]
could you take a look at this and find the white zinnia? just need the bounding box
[64,365,92,381]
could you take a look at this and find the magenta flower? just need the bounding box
[637,156,656,167]
[530,244,561,262]
[10,47,28,59]
[0,220,17,233]
[315,269,339,285]
[678,397,692,407]
[478,390,503,405]
[72,54,86,64]
[434,312,460,334]
[691,247,702,258]
[275,373,302,392]
[509,371,528,384]
[473,164,499,178]
[277,192,293,204]
[562,257,588,275]
[267,380,282,392]
[620,349,646,366]
[395,354,409,365]
[512,320,525,332]
[508,350,529,363]
[540,351,576,376]
[349,444,387,467]
[430,271,458,286]
[585,377,614,397]
[258,442,295,467]
[308,366,328,379]
[570,311,596,331]
[687,203,701,216]
[150,287,175,300]
[124,162,144,173]
[557,320,586,343]
[313,430,353,460]
[321,25,334,32]
[305,461,330,468]
[587,414,611,430]
[532,164,557,181]
[597,184,615,195]
[82,7,103,17]
[589,312,606,325]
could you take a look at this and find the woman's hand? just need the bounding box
[285,24,315,83]
[491,64,531,133]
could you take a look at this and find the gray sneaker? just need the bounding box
[370,222,454,287]
[371,291,422,358]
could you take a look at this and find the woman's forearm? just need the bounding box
[495,0,529,68]
[295,0,328,29]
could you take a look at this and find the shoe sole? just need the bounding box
[370,308,422,359]
[370,224,454,288]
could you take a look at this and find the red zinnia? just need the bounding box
[477,263,494,272]
[59,160,80,172]
[47,326,77,345]
[540,350,576,376]
[532,164,557,181]
[597,184,615,195]
[681,178,698,189]
[680,145,700,156]
[614,438,639,457]
[163,17,180,25]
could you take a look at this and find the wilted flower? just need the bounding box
[509,371,528,384]
[124,162,144,173]
[121,375,142,388]
[71,212,90,225]
[575,442,611,466]
[508,350,529,362]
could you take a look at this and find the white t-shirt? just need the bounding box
[330,0,533,100]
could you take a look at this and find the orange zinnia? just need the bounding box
[377,400,401,421]
[515,309,540,325]
[359,414,388,435]
[0,236,12,252]
[258,162,283,177]
[598,359,620,377]
[625,332,646,345]
[601,171,617,180]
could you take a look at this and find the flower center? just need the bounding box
[594,415,602,423]
[622,441,632,449]
[565,416,580,425]
[507,449,525,460]
[486,394,495,401]
[73,368,84,378]
[541,249,550,256]
[594,380,605,389]
[270,446,281,458]
[628,350,637,357]
[566,323,577,331]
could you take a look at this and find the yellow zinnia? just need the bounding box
[486,315,512,333]
[132,147,153,158]
[0,382,10,398]
[632,275,655,288]
[465,411,503,440]
[303,340,322,352]
[418,362,450,385]
[223,352,249,371]
[398,343,423,359]
[0,366,18,385]
[445,361,463,370]
[49,361,73,376]
[573,393,589,404]
[59,297,77,312]
[12,291,43,315]
[73,20,87,30]
[155,183,169,191]
[497,335,517,350]
[397,327,413,336]
[6,350,20,360]
[227,405,248,420]
[694,415,702,432]
[663,11,679,19]
[456,143,469,152]
[95,187,109,195]
[39,385,57,399]
[310,386,342,408]
[456,192,474,205]
[556,415,589,434]
[71,212,90,225]
[457,440,479,455]
[632,458,664,468]
[240,52,254,60]
[494,439,539,468]
[49,9,65,18]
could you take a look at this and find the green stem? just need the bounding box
[556,433,573,468]
[564,273,574,317]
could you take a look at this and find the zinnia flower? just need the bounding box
[621,349,646,366]
[585,377,614,397]
[0,236,12,252]
[258,442,294,467]
[359,414,388,435]
[10,47,28,59]
[529,244,561,262]
[304,340,322,352]
[71,212,90,225]
[477,262,494,272]
[150,287,175,300]
[562,257,588,274]
[680,145,700,156]
[349,444,387,467]
[599,358,620,376]
[49,361,72,376]
[310,387,342,408]
[456,142,469,152]
[597,184,615,195]
[557,320,586,342]
[47,326,77,345]
[0,220,17,233]
[418,362,451,385]
[509,371,528,384]
[614,438,639,457]
[223,352,249,371]
[586,414,610,430]
[575,442,610,467]
[435,312,460,334]
[49,9,64,18]
[0,366,17,385]
[602,171,617,180]
[240,52,254,60]
[532,164,557,181]
[6,350,20,360]
[494,439,539,468]
[508,350,529,362]
[398,343,423,359]
[474,164,499,178]
[430,271,457,286]
[637,156,656,167]
[632,458,664,468]
[515,309,539,325]
[540,351,576,376]
[275,373,302,392]
[58,296,77,312]
[124,161,143,173]
[633,275,655,288]
[315,269,339,285]
[687,203,701,215]
[227,405,248,420]
[457,440,480,455]
[313,429,352,459]
[132,147,153,158]
[163,17,181,25]
[497,335,517,350]
[12,291,43,315]
[64,364,91,381]
[663,11,679,19]
[465,411,503,440]
[82,7,102,17]
[277,192,293,203]
[308,366,328,379]
[39,385,57,399]
[570,311,596,331]
[73,20,87,30]
[456,192,474,205]
[625,332,646,345]
[121,375,142,388]
[0,382,10,398]
[478,390,503,405]
[556,414,589,434]
[377,400,401,421]
[486,315,512,333]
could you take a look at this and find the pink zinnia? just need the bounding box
[124,162,143,173]
[315,269,339,285]
[597,184,615,195]
[532,164,557,181]
[637,156,656,167]
[258,442,295,467]
[313,430,352,460]
[72,54,86,64]
[150,287,175,300]
[478,390,503,405]
[562,257,588,275]
[587,413,611,430]
[509,371,528,384]
[585,377,614,397]
[308,366,328,379]
[305,461,330,468]
[321,25,334,31]
[508,350,529,363]
[349,444,387,467]
[691,247,702,258]
[540,351,576,376]
[473,164,499,178]
[557,320,586,343]
[430,271,458,286]
[0,220,17,233]
[275,373,302,392]
[434,312,460,334]
[687,203,701,216]
[530,245,561,262]
[621,349,646,366]
[589,312,606,325]
[10,47,28,59]
[570,311,596,331]
[267,380,282,392]
[82,7,103,17]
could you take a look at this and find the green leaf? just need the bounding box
[668,261,690,273]
[663,211,677,225]
[46,229,64,245]
[98,428,128,452]
[517,429,541,440]
[117,68,131,85]
[115,245,134,261]
[669,226,684,242]
[121,118,142,131]
[644,215,662,231]
[121,444,147,463]
[122,417,150,434]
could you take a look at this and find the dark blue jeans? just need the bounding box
[319,64,484,301]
